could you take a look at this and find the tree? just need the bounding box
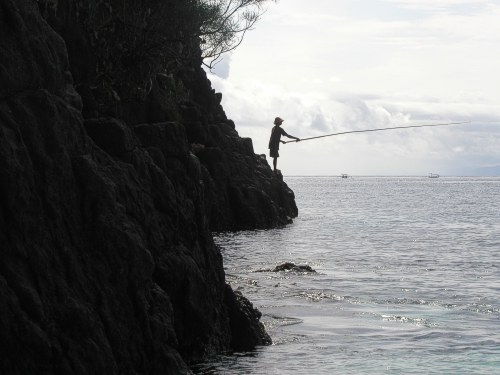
[198,0,276,69]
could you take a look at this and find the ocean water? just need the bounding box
[193,176,500,374]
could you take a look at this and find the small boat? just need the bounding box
[341,173,349,179]
[428,173,440,178]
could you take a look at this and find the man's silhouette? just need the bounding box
[268,117,300,173]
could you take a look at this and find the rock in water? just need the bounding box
[224,285,273,350]
[273,263,317,273]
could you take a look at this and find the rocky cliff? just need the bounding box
[0,0,297,374]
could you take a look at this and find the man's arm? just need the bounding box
[281,128,300,142]
[285,134,300,142]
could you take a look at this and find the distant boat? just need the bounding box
[341,173,349,179]
[428,173,440,178]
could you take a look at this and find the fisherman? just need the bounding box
[268,117,300,173]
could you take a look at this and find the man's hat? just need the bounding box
[274,117,284,125]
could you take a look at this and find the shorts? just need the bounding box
[270,149,279,158]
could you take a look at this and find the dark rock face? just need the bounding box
[0,0,298,374]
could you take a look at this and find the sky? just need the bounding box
[206,0,500,176]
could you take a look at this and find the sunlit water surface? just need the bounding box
[193,177,500,374]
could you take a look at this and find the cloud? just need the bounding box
[309,113,329,132]
[206,0,500,175]
[210,67,500,175]
[206,53,232,79]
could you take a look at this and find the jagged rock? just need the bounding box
[0,0,299,374]
[0,0,70,99]
[84,117,139,161]
[133,122,190,159]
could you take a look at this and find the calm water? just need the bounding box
[193,177,500,374]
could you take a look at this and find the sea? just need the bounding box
[192,176,500,374]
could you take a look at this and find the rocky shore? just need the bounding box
[0,0,297,373]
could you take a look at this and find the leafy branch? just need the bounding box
[198,0,275,69]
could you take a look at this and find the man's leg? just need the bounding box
[273,157,277,172]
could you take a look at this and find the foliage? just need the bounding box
[198,0,275,69]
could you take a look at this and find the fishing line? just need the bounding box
[282,121,471,144]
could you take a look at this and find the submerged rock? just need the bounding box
[273,263,317,273]
[256,262,317,273]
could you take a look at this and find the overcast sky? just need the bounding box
[206,0,500,176]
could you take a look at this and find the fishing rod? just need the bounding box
[282,121,471,144]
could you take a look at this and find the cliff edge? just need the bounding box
[0,0,296,373]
